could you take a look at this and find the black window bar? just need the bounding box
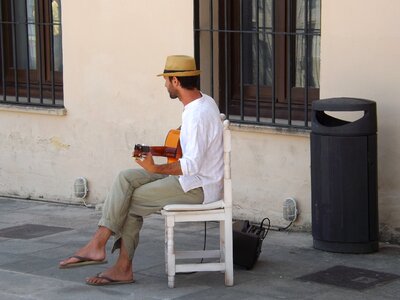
[194,0,321,129]
[0,0,63,108]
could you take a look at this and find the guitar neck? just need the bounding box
[133,129,181,163]
[148,146,178,158]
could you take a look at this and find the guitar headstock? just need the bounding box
[132,144,150,158]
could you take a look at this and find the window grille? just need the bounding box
[0,0,63,107]
[194,0,321,128]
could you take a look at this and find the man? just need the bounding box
[59,55,224,286]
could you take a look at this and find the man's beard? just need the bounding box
[169,92,178,99]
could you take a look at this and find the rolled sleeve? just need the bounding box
[179,157,200,176]
[179,158,189,175]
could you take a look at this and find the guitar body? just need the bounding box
[164,129,182,163]
[133,129,182,164]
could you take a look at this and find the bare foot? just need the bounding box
[59,242,106,267]
[86,264,134,285]
[59,227,111,268]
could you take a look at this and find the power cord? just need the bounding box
[268,221,294,231]
[278,221,293,231]
[178,221,207,274]
[200,221,207,263]
[81,198,95,209]
[260,217,271,239]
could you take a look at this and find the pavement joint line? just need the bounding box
[0,268,83,286]
[0,195,93,208]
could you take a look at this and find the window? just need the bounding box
[194,0,321,128]
[0,0,63,107]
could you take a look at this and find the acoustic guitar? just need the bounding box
[132,129,182,163]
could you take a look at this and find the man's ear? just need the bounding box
[172,76,180,87]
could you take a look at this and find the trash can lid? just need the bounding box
[312,97,377,136]
[312,98,376,112]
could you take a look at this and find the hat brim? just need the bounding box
[157,70,201,77]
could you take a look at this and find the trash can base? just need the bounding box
[313,239,379,254]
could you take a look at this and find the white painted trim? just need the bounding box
[230,122,310,137]
[0,104,67,116]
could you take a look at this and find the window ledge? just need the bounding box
[229,122,311,137]
[0,104,67,116]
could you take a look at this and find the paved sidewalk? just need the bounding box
[0,196,399,300]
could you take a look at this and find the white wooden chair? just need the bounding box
[161,117,234,288]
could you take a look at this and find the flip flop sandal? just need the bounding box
[86,273,136,286]
[59,255,108,269]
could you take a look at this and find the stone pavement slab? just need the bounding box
[0,196,399,300]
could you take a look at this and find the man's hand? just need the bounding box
[135,152,156,173]
[135,152,183,175]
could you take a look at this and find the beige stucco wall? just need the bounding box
[1,0,399,243]
[230,126,312,229]
[320,0,400,242]
[0,0,194,202]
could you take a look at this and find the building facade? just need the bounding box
[1,0,399,244]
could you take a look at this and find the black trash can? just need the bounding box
[311,98,378,253]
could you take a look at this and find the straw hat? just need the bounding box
[157,55,201,77]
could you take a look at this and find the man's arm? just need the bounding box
[135,153,183,175]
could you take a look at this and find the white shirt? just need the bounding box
[178,93,224,204]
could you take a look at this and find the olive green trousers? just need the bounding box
[98,169,204,259]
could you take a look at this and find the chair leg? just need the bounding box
[168,275,175,288]
[164,217,168,275]
[166,216,176,288]
[219,220,225,264]
[224,217,234,286]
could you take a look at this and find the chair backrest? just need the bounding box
[222,117,232,208]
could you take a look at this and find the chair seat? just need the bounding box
[162,200,225,212]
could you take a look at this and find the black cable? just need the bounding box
[177,221,207,275]
[200,221,207,263]
[278,221,293,231]
[248,217,292,233]
[260,217,271,239]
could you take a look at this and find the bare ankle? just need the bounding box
[91,227,112,247]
